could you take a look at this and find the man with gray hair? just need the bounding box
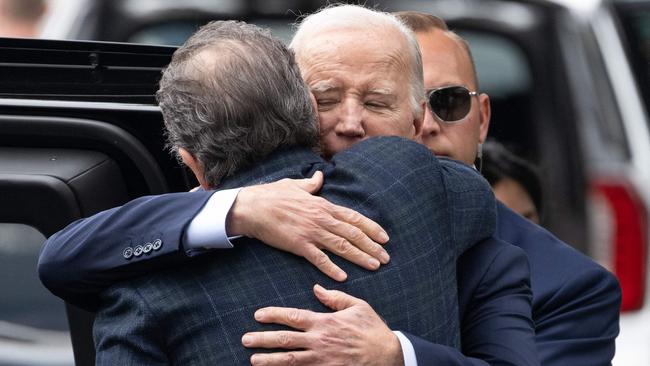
[86,18,504,365]
[241,6,537,365]
[39,4,537,366]
[245,7,618,366]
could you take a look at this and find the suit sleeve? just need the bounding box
[38,191,215,311]
[533,261,621,366]
[402,242,539,366]
[496,204,621,366]
[94,285,169,366]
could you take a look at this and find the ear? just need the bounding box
[178,148,210,190]
[477,93,491,143]
[413,99,426,137]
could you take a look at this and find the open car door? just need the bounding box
[0,37,184,366]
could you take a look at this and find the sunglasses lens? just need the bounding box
[429,87,472,122]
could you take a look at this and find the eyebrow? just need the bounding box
[310,81,339,93]
[366,88,395,96]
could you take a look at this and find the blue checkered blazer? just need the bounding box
[93,136,496,365]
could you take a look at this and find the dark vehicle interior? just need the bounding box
[0,39,178,365]
[3,0,646,364]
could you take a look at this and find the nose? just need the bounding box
[334,100,365,138]
[420,105,442,137]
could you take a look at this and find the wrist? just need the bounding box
[226,187,252,237]
[385,332,405,366]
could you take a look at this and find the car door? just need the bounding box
[0,37,182,366]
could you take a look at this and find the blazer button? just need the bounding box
[152,239,162,251]
[123,247,134,259]
[133,245,144,257]
[143,243,153,253]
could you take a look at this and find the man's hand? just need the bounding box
[242,284,404,366]
[228,171,390,281]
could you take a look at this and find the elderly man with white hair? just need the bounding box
[39,4,539,366]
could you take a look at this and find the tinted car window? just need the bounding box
[128,22,200,45]
[459,30,535,159]
[0,224,67,330]
[0,223,73,365]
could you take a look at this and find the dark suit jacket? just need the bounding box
[40,132,617,365]
[402,204,621,366]
[496,204,621,366]
[39,138,538,365]
[78,137,507,365]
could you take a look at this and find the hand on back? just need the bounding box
[228,171,391,281]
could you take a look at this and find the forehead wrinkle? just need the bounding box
[384,46,412,83]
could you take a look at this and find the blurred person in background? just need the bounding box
[481,140,543,224]
[0,0,46,38]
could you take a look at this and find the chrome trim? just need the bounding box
[592,8,650,177]
[0,98,160,112]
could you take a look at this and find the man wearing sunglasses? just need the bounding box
[38,4,617,366]
[397,11,620,366]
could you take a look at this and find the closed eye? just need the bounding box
[317,99,339,110]
[365,101,388,109]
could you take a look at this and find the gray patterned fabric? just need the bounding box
[94,136,496,365]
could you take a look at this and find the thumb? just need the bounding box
[295,171,324,194]
[313,284,363,311]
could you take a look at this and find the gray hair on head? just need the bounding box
[157,20,319,187]
[289,4,425,116]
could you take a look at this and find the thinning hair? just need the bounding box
[290,4,425,115]
[157,20,319,187]
[395,11,480,89]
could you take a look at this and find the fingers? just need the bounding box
[303,246,347,281]
[293,171,324,194]
[236,173,391,278]
[319,219,389,269]
[254,307,316,330]
[313,284,365,311]
[250,351,315,366]
[331,204,390,248]
[242,330,311,350]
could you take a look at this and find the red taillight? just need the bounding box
[590,180,647,311]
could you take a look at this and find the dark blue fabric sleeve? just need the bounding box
[534,266,620,366]
[38,190,215,311]
[496,203,621,366]
[403,239,539,366]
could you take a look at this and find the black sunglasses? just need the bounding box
[426,86,479,123]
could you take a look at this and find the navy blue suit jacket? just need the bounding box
[41,137,537,365]
[495,204,620,366]
[401,204,621,366]
[39,128,619,365]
